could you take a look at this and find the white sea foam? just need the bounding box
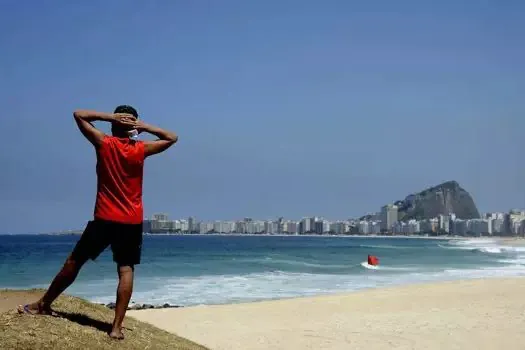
[92,271,392,305]
[498,258,525,265]
[451,238,498,246]
[360,262,379,270]
[359,261,417,271]
[243,257,352,269]
[443,239,525,254]
[357,244,416,250]
[86,261,525,306]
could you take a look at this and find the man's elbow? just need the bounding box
[73,110,83,120]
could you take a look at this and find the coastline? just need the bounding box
[142,233,461,239]
[145,233,524,241]
[130,277,525,350]
[6,232,521,241]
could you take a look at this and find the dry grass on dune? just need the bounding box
[0,289,208,350]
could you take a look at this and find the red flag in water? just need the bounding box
[367,255,379,266]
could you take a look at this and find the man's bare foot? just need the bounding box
[109,329,124,340]
[17,302,53,315]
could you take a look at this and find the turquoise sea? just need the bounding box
[1,235,524,306]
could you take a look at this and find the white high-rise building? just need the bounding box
[466,219,490,235]
[235,221,246,233]
[284,221,299,234]
[310,217,318,232]
[406,219,420,234]
[380,204,398,232]
[330,222,348,235]
[322,220,330,233]
[313,220,328,234]
[179,220,189,232]
[264,221,279,234]
[246,221,258,234]
[188,217,197,232]
[199,222,213,234]
[370,221,381,234]
[299,218,311,234]
[439,215,450,233]
[491,218,504,234]
[359,221,370,234]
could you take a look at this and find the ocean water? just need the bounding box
[1,235,524,306]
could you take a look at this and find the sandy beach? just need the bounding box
[497,237,525,246]
[129,278,525,350]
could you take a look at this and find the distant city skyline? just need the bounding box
[139,197,521,226]
[140,208,525,237]
[1,1,524,234]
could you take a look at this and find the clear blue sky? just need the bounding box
[1,1,524,234]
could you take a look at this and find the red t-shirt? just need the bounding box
[93,136,145,224]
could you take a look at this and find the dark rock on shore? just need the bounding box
[104,302,181,310]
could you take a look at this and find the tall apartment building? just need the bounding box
[380,204,398,232]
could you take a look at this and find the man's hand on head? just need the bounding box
[132,120,151,134]
[112,113,137,128]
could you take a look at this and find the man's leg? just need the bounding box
[19,220,107,315]
[110,264,134,339]
[108,221,142,339]
[21,254,87,314]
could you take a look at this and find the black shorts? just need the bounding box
[71,220,143,266]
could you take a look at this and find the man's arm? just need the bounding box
[73,110,115,147]
[139,123,178,157]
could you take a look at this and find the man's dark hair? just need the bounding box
[114,105,138,118]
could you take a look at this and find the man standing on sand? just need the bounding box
[18,105,177,340]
